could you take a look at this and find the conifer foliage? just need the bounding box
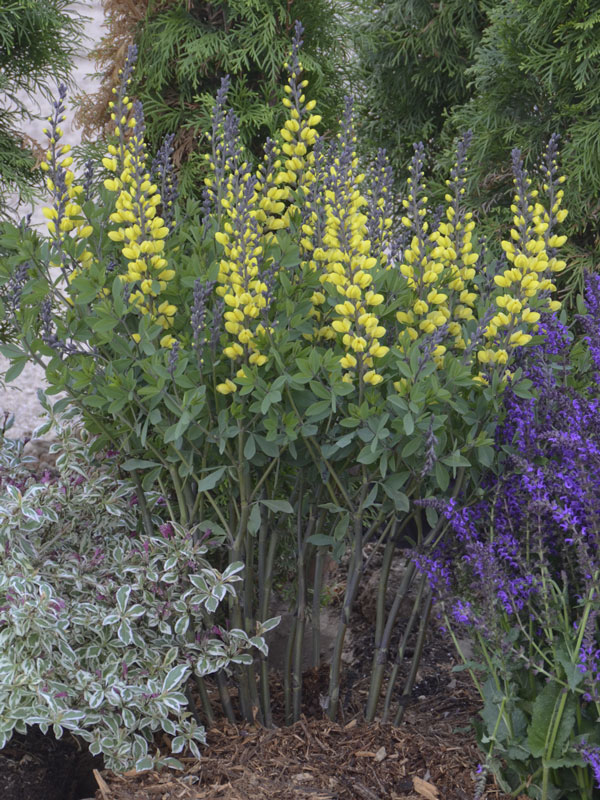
[0,0,83,219]
[81,0,347,197]
[444,0,600,286]
[353,0,491,174]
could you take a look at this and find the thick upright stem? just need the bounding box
[131,470,155,537]
[365,553,416,722]
[327,513,363,721]
[216,671,236,724]
[194,676,215,728]
[258,519,278,727]
[382,570,426,722]
[169,465,188,527]
[284,616,297,725]
[311,547,324,669]
[393,589,432,725]
[292,490,313,722]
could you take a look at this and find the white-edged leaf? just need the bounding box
[162,664,189,694]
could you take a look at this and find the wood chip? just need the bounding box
[413,775,440,799]
[374,746,386,762]
[93,769,111,800]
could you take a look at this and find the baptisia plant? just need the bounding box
[0,397,271,772]
[0,23,569,728]
[415,282,600,800]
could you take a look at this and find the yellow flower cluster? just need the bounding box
[365,155,394,267]
[396,154,480,367]
[483,174,567,367]
[272,70,321,221]
[103,75,177,349]
[41,98,92,280]
[307,124,388,386]
[209,52,323,394]
[213,169,271,395]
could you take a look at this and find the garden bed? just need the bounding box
[88,658,511,800]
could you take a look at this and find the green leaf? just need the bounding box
[401,437,422,458]
[333,513,350,541]
[381,481,409,512]
[307,534,335,546]
[81,395,108,408]
[164,410,191,444]
[511,379,533,400]
[248,503,261,535]
[261,499,293,514]
[260,390,281,414]
[363,483,379,509]
[403,412,414,436]
[244,434,256,460]
[255,434,279,457]
[196,467,227,492]
[527,682,576,759]
[112,275,125,316]
[306,399,330,418]
[121,459,161,471]
[3,358,27,382]
[441,451,471,468]
[434,461,450,491]
[90,315,118,335]
[477,444,495,467]
[357,445,379,464]
[556,646,585,691]
[310,380,330,400]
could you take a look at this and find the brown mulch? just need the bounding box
[90,665,513,800]
[95,719,485,800]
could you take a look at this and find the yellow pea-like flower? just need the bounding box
[217,379,237,395]
[249,353,268,366]
[363,370,383,386]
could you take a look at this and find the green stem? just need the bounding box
[393,589,432,725]
[169,465,188,527]
[216,671,236,724]
[194,676,215,728]
[284,616,297,725]
[311,548,324,670]
[381,566,423,723]
[131,470,155,537]
[327,507,364,721]
[259,524,278,728]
